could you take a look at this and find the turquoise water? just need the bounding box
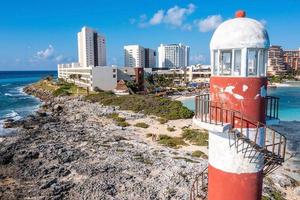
[0,71,56,135]
[182,85,300,121]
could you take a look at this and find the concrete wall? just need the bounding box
[92,66,117,91]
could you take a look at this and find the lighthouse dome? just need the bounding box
[210,17,270,50]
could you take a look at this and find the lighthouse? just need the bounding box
[191,11,286,200]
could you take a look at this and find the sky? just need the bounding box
[0,0,300,71]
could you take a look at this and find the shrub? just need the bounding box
[85,93,194,120]
[182,129,209,146]
[52,87,71,97]
[115,117,126,122]
[135,122,149,129]
[173,157,199,163]
[167,127,176,132]
[157,118,168,124]
[191,150,208,159]
[158,134,186,148]
[93,87,104,92]
[116,121,130,127]
[106,113,119,119]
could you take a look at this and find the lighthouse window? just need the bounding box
[233,50,241,76]
[213,50,218,75]
[220,50,232,75]
[247,49,258,76]
[259,49,266,76]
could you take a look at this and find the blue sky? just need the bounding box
[0,0,300,71]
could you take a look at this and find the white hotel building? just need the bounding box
[77,27,106,67]
[124,45,156,68]
[158,43,190,68]
[58,27,117,91]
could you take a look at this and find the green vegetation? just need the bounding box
[134,122,149,129]
[106,113,119,119]
[114,117,126,122]
[173,157,199,163]
[167,127,176,132]
[106,113,130,127]
[261,191,286,200]
[191,150,208,159]
[85,92,193,120]
[157,118,168,124]
[158,134,187,148]
[116,121,130,127]
[181,128,209,146]
[133,153,153,165]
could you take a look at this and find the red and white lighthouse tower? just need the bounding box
[192,11,286,200]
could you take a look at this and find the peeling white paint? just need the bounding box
[243,85,248,92]
[224,86,235,94]
[233,93,244,100]
[224,85,244,100]
[260,86,266,97]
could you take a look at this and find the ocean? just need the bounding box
[0,71,56,135]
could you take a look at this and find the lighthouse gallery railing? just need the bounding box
[190,94,286,200]
[194,94,286,163]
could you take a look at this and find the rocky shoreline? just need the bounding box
[0,85,299,199]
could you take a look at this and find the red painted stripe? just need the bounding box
[208,164,263,200]
[210,77,267,127]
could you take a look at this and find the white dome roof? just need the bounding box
[210,17,270,50]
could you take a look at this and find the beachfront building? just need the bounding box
[267,45,288,76]
[58,26,117,91]
[57,64,117,91]
[78,26,106,67]
[124,45,156,68]
[190,11,286,200]
[144,48,156,68]
[158,43,190,68]
[124,45,145,68]
[283,48,300,72]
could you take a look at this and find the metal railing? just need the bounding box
[265,96,280,120]
[190,94,287,200]
[195,94,286,163]
[190,167,208,200]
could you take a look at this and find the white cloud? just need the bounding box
[195,15,223,32]
[163,4,196,27]
[191,54,207,64]
[36,45,55,59]
[149,10,164,25]
[135,4,196,30]
[54,55,65,62]
[30,44,73,64]
[181,23,193,31]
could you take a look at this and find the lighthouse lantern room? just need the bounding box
[190,11,287,200]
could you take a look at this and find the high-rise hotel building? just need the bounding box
[158,43,190,68]
[77,26,106,67]
[124,45,156,68]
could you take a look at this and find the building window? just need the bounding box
[247,49,258,76]
[233,49,241,76]
[220,50,232,75]
[113,69,116,73]
[113,74,116,78]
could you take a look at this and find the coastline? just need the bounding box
[0,83,299,199]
